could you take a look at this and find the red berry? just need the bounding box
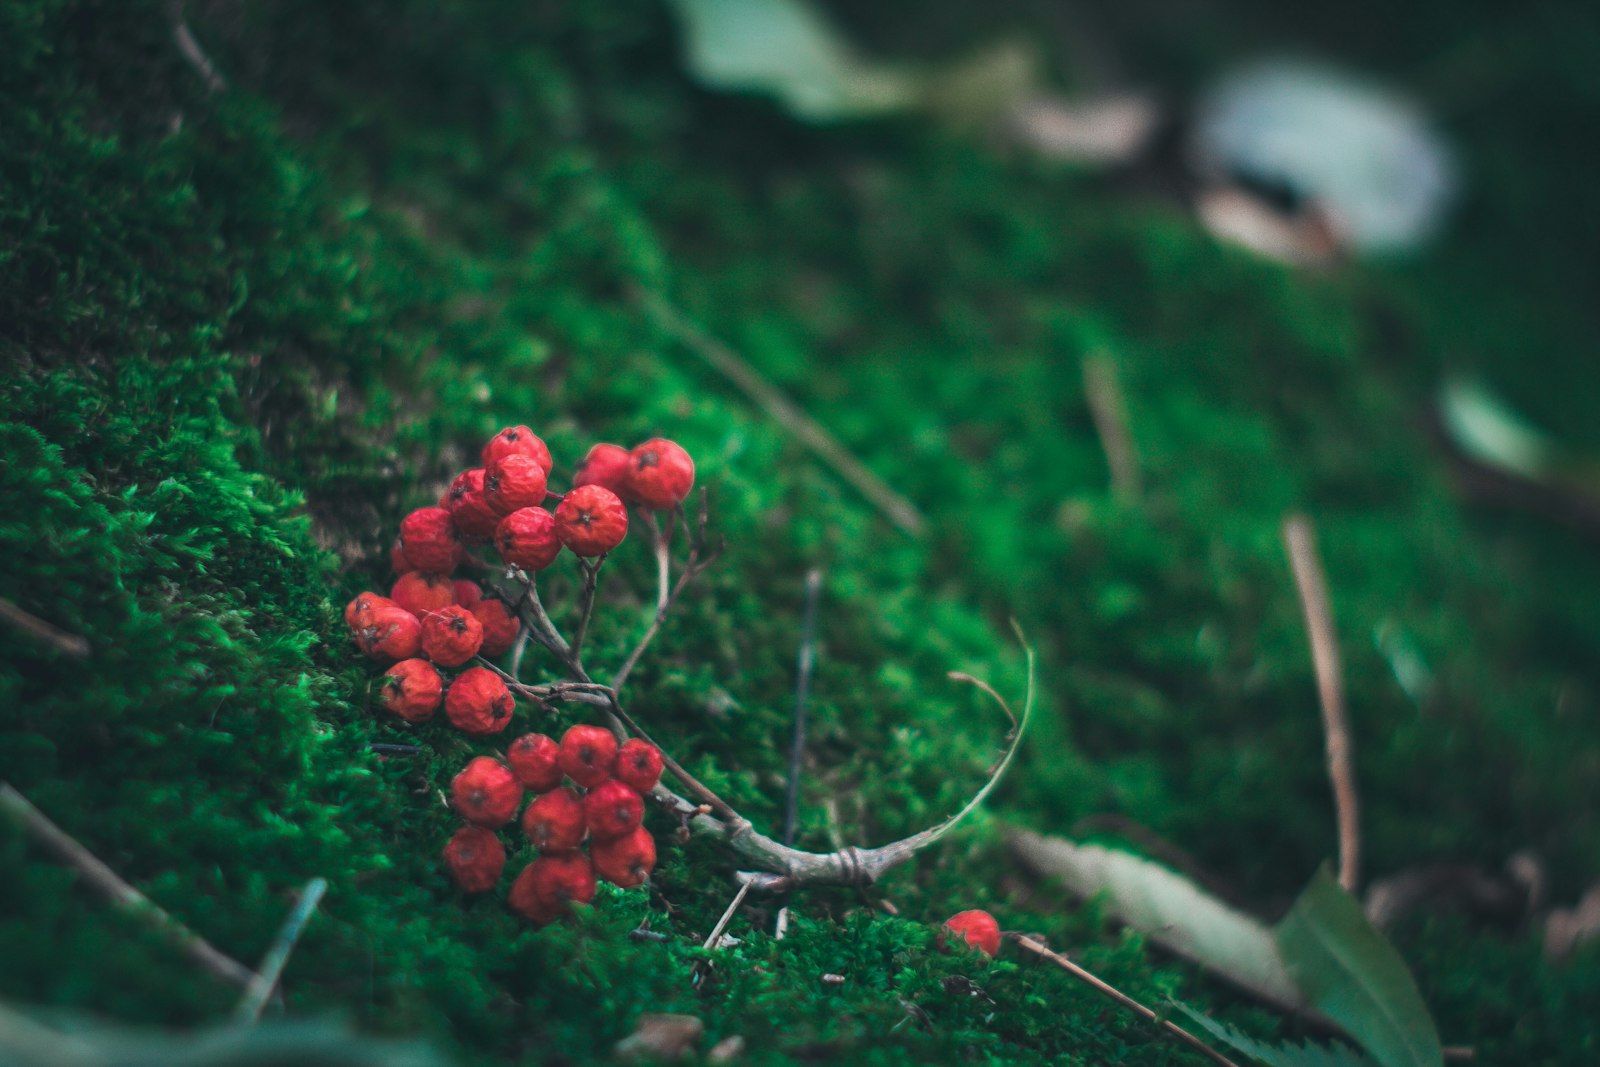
[451,757,524,828]
[521,787,587,851]
[452,579,484,611]
[942,910,1001,958]
[343,591,386,629]
[507,733,563,791]
[399,506,461,573]
[421,605,484,667]
[495,507,562,571]
[389,539,416,575]
[443,468,500,543]
[509,853,596,925]
[591,826,657,888]
[558,724,618,788]
[615,738,664,794]
[573,443,633,497]
[482,426,553,475]
[443,825,505,893]
[485,454,550,516]
[444,666,515,736]
[390,571,455,619]
[377,658,444,723]
[508,864,563,926]
[351,600,422,661]
[471,598,519,657]
[553,485,628,557]
[584,779,644,842]
[627,438,695,511]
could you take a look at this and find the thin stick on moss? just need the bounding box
[783,569,823,847]
[234,877,328,1022]
[1007,934,1243,1067]
[1083,355,1141,502]
[167,0,226,93]
[0,782,255,988]
[1282,514,1361,892]
[0,597,89,659]
[701,880,752,951]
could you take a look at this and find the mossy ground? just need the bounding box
[3,1,1599,1063]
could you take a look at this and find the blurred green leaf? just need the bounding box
[1171,1001,1374,1067]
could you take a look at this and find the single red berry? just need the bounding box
[343,591,386,629]
[573,442,633,497]
[508,864,563,926]
[399,506,461,573]
[591,826,657,888]
[451,756,525,828]
[627,438,695,511]
[615,738,664,794]
[509,853,595,925]
[390,571,455,619]
[471,598,519,657]
[421,604,484,668]
[507,733,563,791]
[482,426,553,475]
[521,787,587,851]
[446,468,501,543]
[485,454,550,516]
[352,601,422,661]
[443,825,505,893]
[558,724,618,788]
[495,507,562,571]
[453,579,484,611]
[390,539,416,575]
[377,658,444,723]
[941,910,1001,958]
[553,485,628,557]
[583,779,644,842]
[444,666,515,736]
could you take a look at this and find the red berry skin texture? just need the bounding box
[352,602,422,661]
[942,910,1001,958]
[445,666,515,736]
[508,864,563,926]
[377,658,444,723]
[531,852,597,907]
[343,591,386,629]
[573,443,633,497]
[446,468,501,543]
[482,426,553,475]
[627,438,695,511]
[390,572,456,619]
[495,507,562,571]
[399,507,461,573]
[484,454,550,516]
[554,485,628,557]
[507,733,564,792]
[615,738,664,794]
[389,539,416,575]
[584,779,644,842]
[471,598,519,657]
[558,724,618,788]
[421,605,484,668]
[452,579,483,611]
[521,787,587,851]
[451,757,525,828]
[444,825,506,893]
[591,826,657,888]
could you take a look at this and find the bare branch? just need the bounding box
[0,597,89,659]
[784,569,824,846]
[1082,355,1141,502]
[234,877,327,1022]
[167,0,226,94]
[570,556,605,664]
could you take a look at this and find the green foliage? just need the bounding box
[1171,1003,1373,1067]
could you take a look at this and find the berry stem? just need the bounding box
[570,556,605,664]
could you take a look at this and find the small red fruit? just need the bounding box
[495,507,562,571]
[942,910,1001,958]
[485,454,550,516]
[399,506,461,573]
[390,571,455,619]
[421,605,484,668]
[451,756,524,828]
[627,438,695,511]
[509,853,596,925]
[591,826,656,888]
[521,787,587,851]
[444,666,515,736]
[507,733,563,792]
[444,468,501,543]
[508,864,563,926]
[558,724,618,788]
[452,579,484,611]
[471,598,519,657]
[389,539,416,575]
[352,601,422,661]
[553,485,628,557]
[482,426,553,475]
[615,738,664,794]
[573,443,633,497]
[583,779,644,842]
[343,591,386,629]
[443,825,505,893]
[376,658,444,723]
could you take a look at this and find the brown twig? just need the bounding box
[234,877,327,1022]
[784,569,823,847]
[570,556,605,664]
[611,494,723,693]
[0,597,90,659]
[701,880,753,951]
[1082,355,1141,503]
[167,0,226,93]
[1008,934,1243,1067]
[1282,515,1361,892]
[0,782,254,988]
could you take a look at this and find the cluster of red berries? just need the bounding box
[443,724,664,925]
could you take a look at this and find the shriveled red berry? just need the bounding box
[445,468,501,543]
[508,864,563,926]
[627,438,695,511]
[573,443,633,497]
[485,454,549,516]
[615,738,664,794]
[558,724,618,788]
[451,756,524,828]
[482,426,553,475]
[507,733,563,791]
[390,571,455,619]
[941,910,1001,958]
[509,853,595,925]
[377,658,444,723]
[521,787,587,851]
[591,826,657,888]
[399,506,461,573]
[584,779,644,842]
[554,485,628,557]
[421,605,484,668]
[444,666,515,736]
[443,825,505,893]
[453,579,484,611]
[343,591,386,629]
[471,598,519,657]
[351,601,422,661]
[389,539,416,575]
[495,507,562,571]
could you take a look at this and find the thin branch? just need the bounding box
[784,569,823,847]
[167,0,226,94]
[234,878,328,1022]
[0,782,254,988]
[0,597,89,659]
[570,556,605,664]
[1008,934,1243,1067]
[701,880,753,951]
[610,497,723,694]
[646,511,672,615]
[1283,514,1361,892]
[1082,355,1141,502]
